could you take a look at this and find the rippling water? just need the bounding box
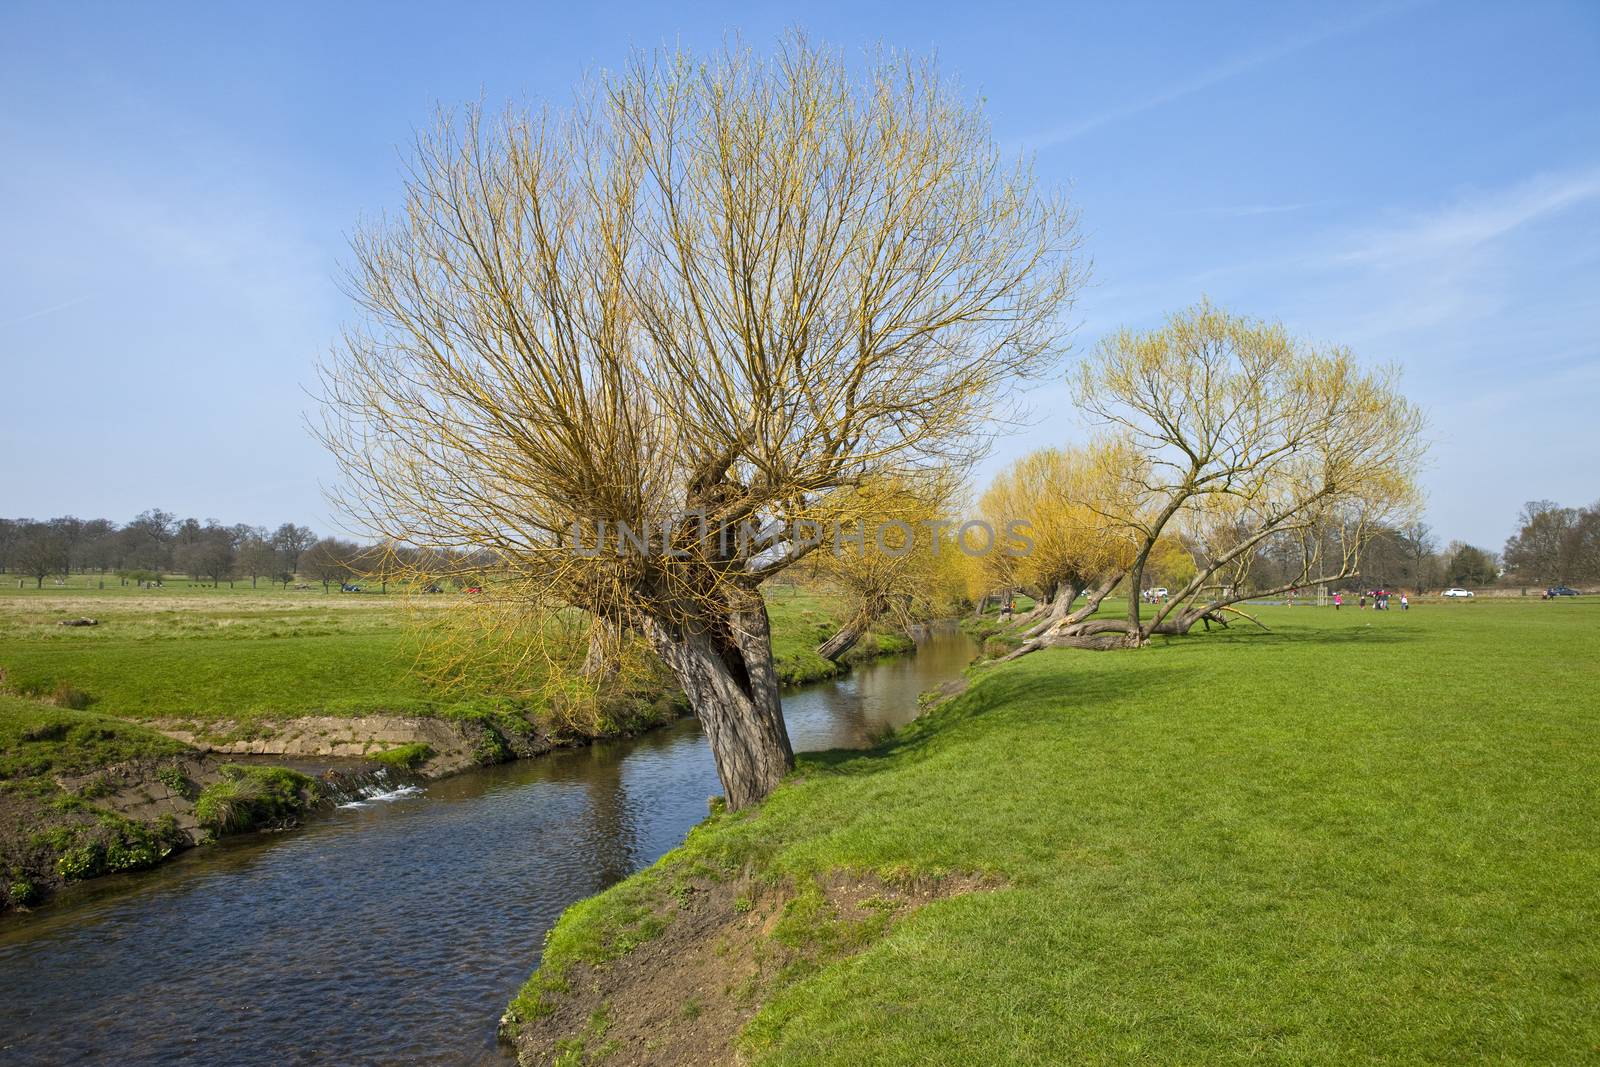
[0,625,976,1067]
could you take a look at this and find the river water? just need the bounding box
[0,625,976,1067]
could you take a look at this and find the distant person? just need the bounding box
[1359,593,1367,609]
[1401,594,1409,611]
[1333,593,1342,610]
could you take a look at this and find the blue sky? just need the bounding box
[2,0,1596,550]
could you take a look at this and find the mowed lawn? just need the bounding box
[0,583,875,725]
[536,598,1600,1064]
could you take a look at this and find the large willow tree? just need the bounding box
[319,37,1084,808]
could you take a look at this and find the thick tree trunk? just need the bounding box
[645,598,795,810]
[1011,583,1056,627]
[816,610,869,662]
[1023,581,1080,638]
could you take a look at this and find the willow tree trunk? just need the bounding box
[645,598,795,810]
[1023,581,1080,638]
[816,609,869,663]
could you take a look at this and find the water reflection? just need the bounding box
[0,625,974,1067]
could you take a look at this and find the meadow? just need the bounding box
[512,597,1600,1064]
[0,580,888,729]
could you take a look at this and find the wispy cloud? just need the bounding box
[1337,166,1600,268]
[1015,2,1419,152]
[1203,202,1317,218]
[3,295,90,327]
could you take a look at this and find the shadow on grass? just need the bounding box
[797,622,1419,779]
[799,659,1189,778]
[1150,622,1417,649]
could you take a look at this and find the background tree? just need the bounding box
[977,439,1140,637]
[13,520,69,588]
[173,540,205,582]
[206,526,237,586]
[350,542,402,594]
[47,516,83,574]
[1572,502,1600,585]
[1502,501,1581,586]
[1398,521,1439,591]
[235,527,276,587]
[272,523,316,587]
[0,518,18,575]
[317,37,1084,808]
[1143,534,1198,594]
[119,509,175,576]
[78,519,118,575]
[301,538,359,592]
[1009,302,1425,654]
[1444,542,1498,587]
[0,510,332,586]
[807,475,965,662]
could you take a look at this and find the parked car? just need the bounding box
[1441,588,1474,598]
[1546,586,1581,597]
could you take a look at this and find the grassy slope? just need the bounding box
[0,696,185,781]
[526,599,1600,1064]
[0,584,896,725]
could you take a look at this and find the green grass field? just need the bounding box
[518,598,1600,1063]
[0,581,895,728]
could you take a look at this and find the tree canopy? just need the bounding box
[318,36,1085,807]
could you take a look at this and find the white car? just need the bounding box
[1441,588,1474,598]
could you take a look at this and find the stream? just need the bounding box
[0,624,977,1066]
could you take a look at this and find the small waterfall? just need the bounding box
[318,766,426,809]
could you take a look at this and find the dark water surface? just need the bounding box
[0,625,976,1067]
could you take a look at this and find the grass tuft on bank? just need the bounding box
[193,764,322,834]
[513,599,1600,1064]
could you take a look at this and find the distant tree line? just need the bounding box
[3,498,1593,595]
[1501,500,1600,587]
[1246,498,1598,593]
[0,510,323,589]
[1306,498,1598,593]
[0,510,499,593]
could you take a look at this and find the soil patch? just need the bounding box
[504,869,994,1066]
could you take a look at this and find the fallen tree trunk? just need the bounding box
[1003,600,1273,660]
[1019,632,1126,652]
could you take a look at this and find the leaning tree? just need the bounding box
[1006,301,1426,656]
[318,37,1084,809]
